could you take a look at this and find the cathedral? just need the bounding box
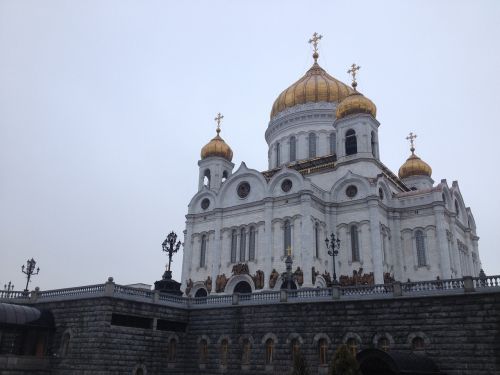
[181,34,481,297]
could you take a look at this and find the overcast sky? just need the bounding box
[1,0,499,291]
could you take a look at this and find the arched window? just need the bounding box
[314,222,320,258]
[455,200,460,216]
[411,336,425,351]
[318,338,328,366]
[415,230,426,267]
[203,169,211,188]
[308,133,317,158]
[220,339,228,366]
[289,136,296,162]
[231,230,237,263]
[60,332,71,357]
[242,339,251,365]
[351,225,360,262]
[291,338,300,361]
[377,337,390,352]
[199,339,208,363]
[248,227,256,260]
[330,132,336,155]
[265,338,274,365]
[168,338,177,362]
[283,220,291,256]
[222,170,228,183]
[346,338,359,356]
[200,235,207,268]
[345,129,357,155]
[239,228,246,262]
[276,142,281,167]
[371,131,377,157]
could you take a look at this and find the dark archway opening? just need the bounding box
[233,281,252,294]
[195,288,207,298]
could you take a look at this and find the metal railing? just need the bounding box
[1,275,499,309]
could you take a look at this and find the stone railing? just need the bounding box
[1,275,499,309]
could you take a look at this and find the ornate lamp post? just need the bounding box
[21,258,40,292]
[4,281,14,292]
[281,246,296,289]
[325,233,341,285]
[162,231,182,280]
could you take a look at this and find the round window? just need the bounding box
[201,198,210,210]
[237,182,251,198]
[346,185,358,198]
[281,179,292,192]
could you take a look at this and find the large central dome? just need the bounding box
[270,60,353,119]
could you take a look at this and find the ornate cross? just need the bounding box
[347,63,361,89]
[406,132,417,152]
[214,112,224,133]
[308,32,322,62]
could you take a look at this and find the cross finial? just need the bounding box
[214,112,224,135]
[287,245,292,257]
[308,32,323,62]
[347,63,361,90]
[406,132,417,154]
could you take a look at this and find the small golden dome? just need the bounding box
[200,128,233,161]
[398,152,432,179]
[336,91,376,119]
[270,61,353,119]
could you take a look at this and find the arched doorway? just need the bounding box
[233,281,252,294]
[195,288,207,298]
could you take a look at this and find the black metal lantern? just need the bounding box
[162,231,182,280]
[325,233,341,285]
[21,258,40,292]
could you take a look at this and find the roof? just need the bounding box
[0,302,54,327]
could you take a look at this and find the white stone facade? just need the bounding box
[181,101,480,297]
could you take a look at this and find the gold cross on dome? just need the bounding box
[308,32,323,62]
[214,112,224,134]
[347,63,361,89]
[406,132,417,153]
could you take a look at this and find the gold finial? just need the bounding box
[308,32,323,62]
[406,132,417,154]
[347,63,361,90]
[214,112,224,135]
[287,246,292,257]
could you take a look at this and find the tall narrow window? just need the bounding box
[242,339,251,365]
[168,338,177,362]
[284,220,291,256]
[346,338,358,356]
[371,131,377,157]
[276,142,280,167]
[289,136,296,162]
[415,230,426,266]
[222,170,228,183]
[265,339,274,365]
[351,225,359,262]
[231,230,237,263]
[200,235,207,267]
[60,332,71,357]
[351,226,360,262]
[411,336,425,351]
[330,132,336,155]
[345,129,357,155]
[239,228,246,262]
[318,338,327,366]
[199,339,208,363]
[203,169,211,188]
[314,222,320,258]
[308,133,317,158]
[455,200,460,216]
[291,338,300,361]
[248,227,256,260]
[377,337,389,352]
[220,339,228,367]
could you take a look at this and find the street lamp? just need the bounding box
[281,246,296,289]
[21,258,40,292]
[162,231,182,280]
[325,233,341,285]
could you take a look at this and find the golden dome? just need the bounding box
[270,59,353,119]
[336,91,376,119]
[201,128,233,161]
[398,152,432,179]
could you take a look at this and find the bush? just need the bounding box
[329,344,360,375]
[291,352,310,375]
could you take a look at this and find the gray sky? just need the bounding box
[1,0,499,290]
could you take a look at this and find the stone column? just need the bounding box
[263,199,273,289]
[211,212,223,291]
[181,220,194,292]
[368,199,384,284]
[465,229,476,276]
[301,194,314,287]
[434,206,452,279]
[389,212,403,282]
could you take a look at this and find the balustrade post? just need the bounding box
[463,276,475,293]
[104,277,115,296]
[331,285,340,300]
[30,287,40,302]
[392,282,402,297]
[232,293,240,305]
[280,289,288,303]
